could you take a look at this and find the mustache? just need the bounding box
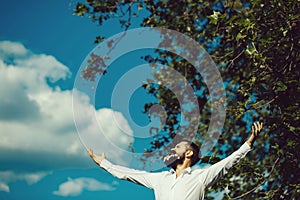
[163,153,180,163]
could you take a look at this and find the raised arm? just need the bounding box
[201,122,263,187]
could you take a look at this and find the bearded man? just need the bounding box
[88,122,263,200]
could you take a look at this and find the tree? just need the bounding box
[73,0,300,199]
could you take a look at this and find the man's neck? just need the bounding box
[175,160,191,178]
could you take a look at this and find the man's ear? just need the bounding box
[185,150,193,158]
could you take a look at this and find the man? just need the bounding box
[88,122,263,200]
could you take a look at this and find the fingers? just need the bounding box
[87,149,96,160]
[87,148,93,156]
[87,149,105,166]
[259,122,263,130]
[252,121,263,136]
[255,121,263,132]
[100,152,106,160]
[254,122,258,134]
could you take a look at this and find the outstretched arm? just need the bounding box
[86,149,160,189]
[201,121,263,187]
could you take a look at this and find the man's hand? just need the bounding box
[247,122,263,148]
[87,149,105,166]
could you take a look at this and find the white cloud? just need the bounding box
[73,90,135,166]
[0,49,79,156]
[0,182,9,193]
[0,40,134,175]
[53,177,116,197]
[0,171,51,192]
[0,41,27,57]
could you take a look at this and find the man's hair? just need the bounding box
[181,139,201,166]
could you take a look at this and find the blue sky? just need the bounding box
[0,0,157,199]
[0,1,246,199]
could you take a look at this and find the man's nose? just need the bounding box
[171,148,176,153]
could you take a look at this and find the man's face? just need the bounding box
[163,141,189,169]
[171,141,189,156]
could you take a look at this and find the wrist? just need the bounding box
[246,140,253,148]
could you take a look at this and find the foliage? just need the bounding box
[73,0,300,199]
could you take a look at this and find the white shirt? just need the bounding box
[100,142,252,200]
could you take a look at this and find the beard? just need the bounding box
[163,153,184,169]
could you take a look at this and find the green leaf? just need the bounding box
[208,11,221,25]
[275,81,288,92]
[245,42,257,55]
[236,32,246,41]
[74,1,300,198]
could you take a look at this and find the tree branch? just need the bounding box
[227,157,280,200]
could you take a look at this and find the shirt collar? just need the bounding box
[184,167,192,174]
[169,167,192,174]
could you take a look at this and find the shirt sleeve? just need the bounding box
[100,159,160,189]
[201,142,252,187]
